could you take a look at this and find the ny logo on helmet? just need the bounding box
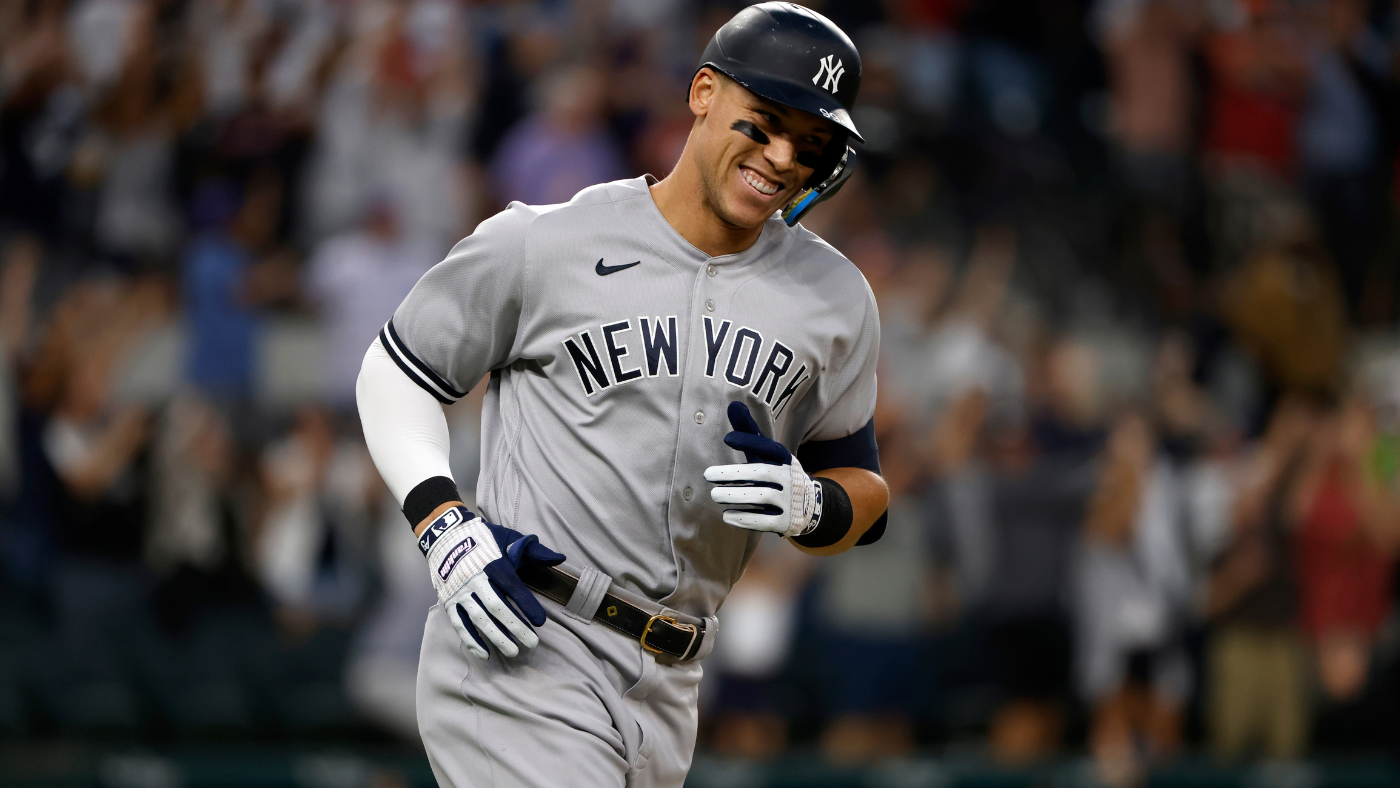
[812,55,845,93]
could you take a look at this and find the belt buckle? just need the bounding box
[640,614,698,658]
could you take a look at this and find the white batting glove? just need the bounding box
[704,401,823,538]
[705,457,823,537]
[420,506,546,660]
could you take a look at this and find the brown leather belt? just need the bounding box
[517,563,706,661]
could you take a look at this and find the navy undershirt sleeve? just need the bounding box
[797,419,885,544]
[796,418,880,474]
[855,511,887,545]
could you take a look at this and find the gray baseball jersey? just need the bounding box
[384,175,879,620]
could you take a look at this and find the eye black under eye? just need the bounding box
[731,120,770,145]
[796,151,822,168]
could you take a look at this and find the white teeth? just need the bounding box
[742,169,779,196]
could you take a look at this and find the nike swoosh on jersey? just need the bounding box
[596,259,641,276]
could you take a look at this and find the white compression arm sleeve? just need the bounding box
[356,336,455,507]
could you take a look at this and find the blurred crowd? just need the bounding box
[3,0,1400,778]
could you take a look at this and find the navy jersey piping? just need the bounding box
[380,319,466,403]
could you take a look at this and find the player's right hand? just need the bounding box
[418,506,566,660]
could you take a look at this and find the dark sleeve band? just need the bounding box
[380,319,467,404]
[792,477,853,548]
[797,418,880,474]
[855,510,887,545]
[403,476,463,527]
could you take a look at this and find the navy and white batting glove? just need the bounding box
[704,401,822,538]
[419,506,565,660]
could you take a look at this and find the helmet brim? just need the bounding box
[700,63,864,143]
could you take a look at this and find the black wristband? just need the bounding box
[792,477,853,548]
[403,476,462,527]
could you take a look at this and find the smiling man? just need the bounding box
[355,4,885,787]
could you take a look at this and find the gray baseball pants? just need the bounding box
[417,596,704,788]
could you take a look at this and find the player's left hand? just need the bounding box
[704,401,822,538]
[420,506,566,660]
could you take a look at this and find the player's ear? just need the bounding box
[689,68,720,119]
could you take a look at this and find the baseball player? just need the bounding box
[356,4,887,786]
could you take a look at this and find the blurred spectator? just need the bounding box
[933,390,997,614]
[489,63,627,206]
[83,8,187,266]
[44,366,150,564]
[182,171,296,400]
[1151,330,1228,459]
[1076,415,1193,785]
[1222,236,1347,400]
[1097,0,1209,316]
[1202,3,1309,178]
[302,0,471,245]
[145,393,263,635]
[1205,396,1316,760]
[256,407,380,633]
[66,0,141,93]
[978,428,1097,763]
[1296,0,1395,321]
[189,0,272,120]
[1099,0,1204,216]
[0,0,74,241]
[304,196,440,408]
[891,228,1024,435]
[33,276,168,641]
[1292,396,1399,704]
[877,245,953,407]
[147,395,233,576]
[939,340,1104,763]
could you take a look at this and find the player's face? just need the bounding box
[692,72,835,229]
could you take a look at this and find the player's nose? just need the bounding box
[763,135,799,174]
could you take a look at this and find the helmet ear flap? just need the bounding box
[782,145,857,227]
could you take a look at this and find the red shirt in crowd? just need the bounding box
[1202,26,1305,175]
[1295,467,1395,638]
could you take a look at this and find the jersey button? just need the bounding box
[683,487,693,501]
[705,299,715,312]
[694,411,705,424]
[706,264,717,277]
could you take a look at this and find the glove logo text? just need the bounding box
[437,536,478,580]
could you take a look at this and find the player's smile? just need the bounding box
[727,144,802,215]
[738,165,784,199]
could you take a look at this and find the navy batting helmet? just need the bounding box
[695,3,862,226]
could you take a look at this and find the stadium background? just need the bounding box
[3,0,1400,785]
